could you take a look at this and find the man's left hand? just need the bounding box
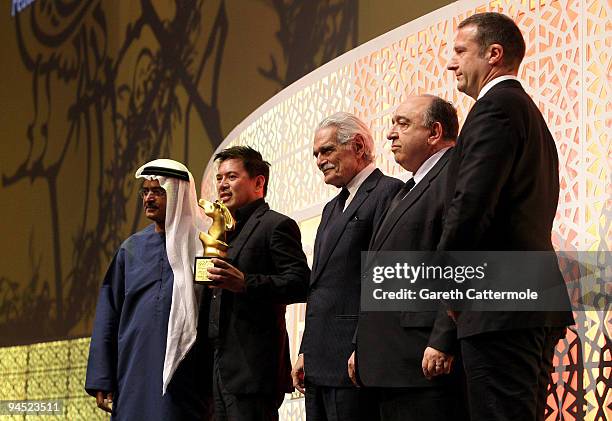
[347,351,359,387]
[207,258,246,293]
[422,346,454,379]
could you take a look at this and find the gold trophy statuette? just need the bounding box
[194,199,235,283]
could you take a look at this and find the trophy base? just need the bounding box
[194,257,216,284]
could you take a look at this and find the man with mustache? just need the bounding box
[202,146,310,421]
[85,159,213,420]
[292,112,402,420]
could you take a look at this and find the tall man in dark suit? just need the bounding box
[355,95,466,421]
[203,146,311,421]
[291,112,402,420]
[442,12,574,421]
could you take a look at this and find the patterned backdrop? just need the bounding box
[0,0,608,420]
[201,0,611,419]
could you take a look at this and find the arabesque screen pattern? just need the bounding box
[0,0,608,420]
[201,0,610,420]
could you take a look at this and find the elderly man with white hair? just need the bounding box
[292,112,402,421]
[85,159,212,420]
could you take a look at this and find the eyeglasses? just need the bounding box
[139,187,166,198]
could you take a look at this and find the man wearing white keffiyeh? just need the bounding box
[85,159,213,420]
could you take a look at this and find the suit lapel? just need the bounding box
[226,202,268,261]
[311,169,383,285]
[370,151,451,252]
[370,181,429,252]
[311,202,334,275]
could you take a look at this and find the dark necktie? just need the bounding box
[315,187,349,266]
[372,178,415,244]
[396,178,416,201]
[318,187,350,255]
[335,187,350,214]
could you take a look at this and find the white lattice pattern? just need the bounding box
[201,1,611,419]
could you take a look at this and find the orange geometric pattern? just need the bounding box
[201,1,611,419]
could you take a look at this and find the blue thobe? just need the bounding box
[85,224,208,420]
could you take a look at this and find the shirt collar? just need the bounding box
[343,163,376,208]
[413,147,451,186]
[234,197,265,223]
[478,75,520,100]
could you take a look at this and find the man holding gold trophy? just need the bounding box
[198,146,310,421]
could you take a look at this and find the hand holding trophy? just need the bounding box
[194,199,235,283]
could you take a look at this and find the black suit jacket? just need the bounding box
[201,201,310,396]
[300,169,402,387]
[357,150,460,388]
[438,80,574,338]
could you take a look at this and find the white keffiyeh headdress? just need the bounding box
[135,158,207,394]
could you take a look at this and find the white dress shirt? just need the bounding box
[342,162,376,211]
[413,147,452,187]
[478,75,521,100]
